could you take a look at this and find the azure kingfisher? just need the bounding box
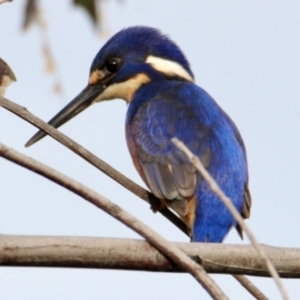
[26,26,251,243]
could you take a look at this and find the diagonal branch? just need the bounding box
[0,96,190,236]
[232,276,269,300]
[0,142,228,300]
[172,138,289,300]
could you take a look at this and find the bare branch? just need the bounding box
[0,143,228,300]
[0,96,190,236]
[233,275,269,300]
[172,138,289,300]
[0,235,299,279]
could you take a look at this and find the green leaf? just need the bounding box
[73,0,98,25]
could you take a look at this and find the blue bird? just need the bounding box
[26,26,251,243]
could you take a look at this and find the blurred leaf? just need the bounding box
[22,0,38,30]
[0,0,13,5]
[73,0,98,26]
[0,58,16,96]
[52,81,63,94]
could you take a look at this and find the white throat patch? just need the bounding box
[94,73,150,103]
[146,55,194,82]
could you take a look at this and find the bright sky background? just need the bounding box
[0,1,300,299]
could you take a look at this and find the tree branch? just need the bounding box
[232,275,269,300]
[0,96,190,237]
[0,142,228,300]
[1,235,299,279]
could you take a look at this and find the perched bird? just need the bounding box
[26,26,251,243]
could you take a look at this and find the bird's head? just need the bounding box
[26,26,194,147]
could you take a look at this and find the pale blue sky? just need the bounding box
[0,1,300,299]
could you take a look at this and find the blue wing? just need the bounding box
[126,82,214,215]
[126,81,250,241]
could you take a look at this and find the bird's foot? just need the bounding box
[147,192,165,213]
[189,255,202,264]
[170,255,202,271]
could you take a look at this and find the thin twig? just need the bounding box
[233,275,269,300]
[0,143,228,300]
[22,0,63,94]
[0,96,189,236]
[172,138,289,300]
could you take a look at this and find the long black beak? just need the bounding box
[25,83,105,147]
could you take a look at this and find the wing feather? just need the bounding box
[140,160,179,200]
[126,90,211,217]
[170,163,196,197]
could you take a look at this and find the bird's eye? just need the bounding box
[105,58,120,73]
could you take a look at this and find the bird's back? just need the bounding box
[126,80,251,242]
